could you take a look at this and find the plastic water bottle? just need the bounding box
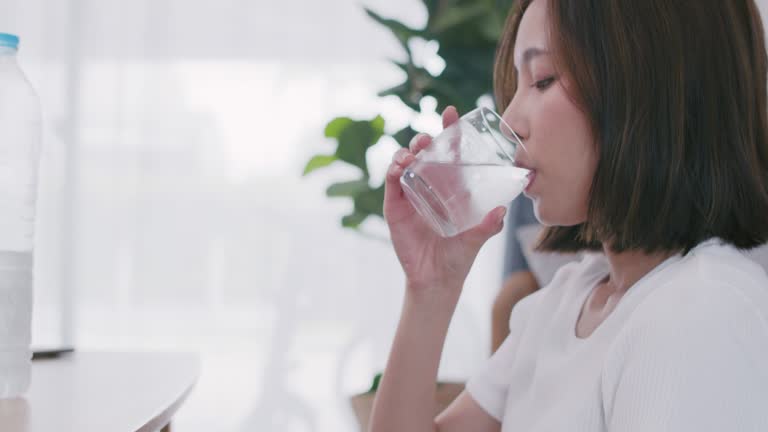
[0,33,42,398]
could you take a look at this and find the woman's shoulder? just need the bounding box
[600,243,768,426]
[660,239,768,307]
[620,240,768,346]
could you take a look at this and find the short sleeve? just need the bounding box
[465,289,542,421]
[601,283,768,432]
[502,196,539,278]
[746,242,768,274]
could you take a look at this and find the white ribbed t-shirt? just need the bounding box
[466,239,768,431]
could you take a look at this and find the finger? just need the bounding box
[392,148,416,168]
[385,160,405,193]
[384,162,404,211]
[442,106,460,129]
[460,206,507,248]
[384,160,417,224]
[385,149,414,204]
[409,133,432,155]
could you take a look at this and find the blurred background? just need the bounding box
[0,0,519,430]
[4,0,768,430]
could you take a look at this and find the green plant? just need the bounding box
[303,0,513,230]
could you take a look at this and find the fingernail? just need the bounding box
[498,207,507,222]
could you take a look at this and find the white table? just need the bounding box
[0,351,200,432]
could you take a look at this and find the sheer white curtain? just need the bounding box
[0,0,509,430]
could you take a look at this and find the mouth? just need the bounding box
[524,170,536,192]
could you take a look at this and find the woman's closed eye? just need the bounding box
[532,76,555,91]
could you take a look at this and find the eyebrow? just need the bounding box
[514,47,549,71]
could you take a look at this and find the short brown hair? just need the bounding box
[495,0,768,254]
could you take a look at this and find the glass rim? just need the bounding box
[476,106,528,161]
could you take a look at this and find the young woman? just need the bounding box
[370,0,768,430]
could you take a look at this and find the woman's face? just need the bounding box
[503,0,597,227]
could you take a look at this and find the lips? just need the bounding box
[514,161,534,171]
[525,170,537,192]
[513,161,536,192]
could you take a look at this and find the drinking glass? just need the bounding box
[400,107,531,237]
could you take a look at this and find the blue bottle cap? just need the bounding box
[0,33,19,49]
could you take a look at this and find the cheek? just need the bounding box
[530,88,596,224]
[536,95,594,171]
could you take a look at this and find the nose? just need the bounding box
[501,101,534,169]
[501,109,531,168]
[501,97,529,143]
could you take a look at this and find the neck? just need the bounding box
[601,244,679,293]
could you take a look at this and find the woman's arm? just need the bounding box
[369,287,500,432]
[368,288,457,432]
[375,106,506,431]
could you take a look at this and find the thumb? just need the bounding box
[459,206,507,249]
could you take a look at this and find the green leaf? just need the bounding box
[325,117,353,138]
[335,120,384,174]
[371,115,385,135]
[354,185,385,218]
[302,154,337,176]
[326,179,370,198]
[368,372,384,393]
[342,211,368,229]
[312,0,514,232]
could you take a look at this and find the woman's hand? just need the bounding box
[384,106,508,296]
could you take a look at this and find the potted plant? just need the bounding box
[303,0,513,230]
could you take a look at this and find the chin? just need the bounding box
[531,198,587,227]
